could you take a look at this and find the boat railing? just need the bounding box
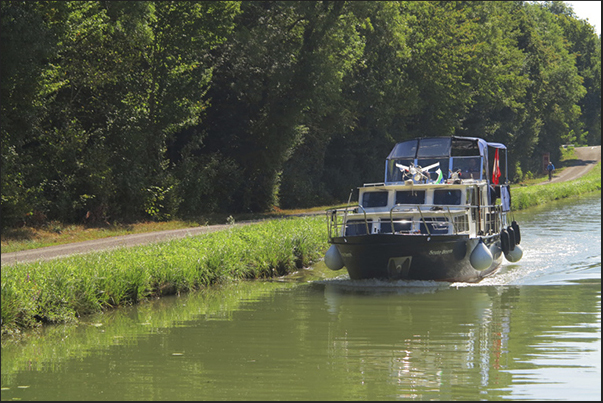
[327,204,368,239]
[327,203,505,239]
[389,204,469,236]
[484,204,504,234]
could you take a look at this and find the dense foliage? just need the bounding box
[1,1,600,227]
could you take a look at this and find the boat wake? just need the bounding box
[315,276,451,295]
[315,261,530,292]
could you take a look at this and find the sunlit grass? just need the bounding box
[511,161,601,210]
[1,216,329,334]
[1,209,339,254]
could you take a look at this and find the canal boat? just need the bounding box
[324,136,523,282]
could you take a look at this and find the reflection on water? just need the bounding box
[1,194,600,401]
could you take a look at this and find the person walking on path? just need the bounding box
[547,161,555,181]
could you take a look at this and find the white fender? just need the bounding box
[470,238,493,271]
[325,245,345,271]
[505,244,523,262]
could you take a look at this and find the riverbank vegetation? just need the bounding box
[2,166,600,335]
[2,1,601,336]
[511,161,601,210]
[1,216,328,335]
[2,1,600,231]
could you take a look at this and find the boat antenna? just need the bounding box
[347,188,354,207]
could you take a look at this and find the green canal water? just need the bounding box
[1,193,600,401]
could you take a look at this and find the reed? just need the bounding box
[1,216,329,334]
[511,162,601,210]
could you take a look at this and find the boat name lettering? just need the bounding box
[429,249,453,255]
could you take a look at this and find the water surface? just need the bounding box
[2,193,600,401]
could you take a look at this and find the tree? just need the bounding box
[1,1,241,225]
[1,1,72,225]
[516,2,586,173]
[199,1,365,212]
[547,1,601,145]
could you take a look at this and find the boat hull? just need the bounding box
[330,233,502,282]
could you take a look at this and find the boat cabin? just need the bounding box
[329,136,510,239]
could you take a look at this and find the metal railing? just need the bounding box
[327,203,506,240]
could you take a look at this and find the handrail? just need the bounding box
[446,206,458,234]
[356,205,370,235]
[326,204,369,239]
[417,206,430,236]
[327,203,505,239]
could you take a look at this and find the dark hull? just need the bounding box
[331,233,502,283]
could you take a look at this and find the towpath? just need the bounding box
[539,145,601,184]
[2,146,600,265]
[1,223,257,266]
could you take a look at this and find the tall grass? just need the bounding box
[1,216,328,334]
[511,162,601,210]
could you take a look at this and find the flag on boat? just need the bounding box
[492,148,501,185]
[435,168,444,184]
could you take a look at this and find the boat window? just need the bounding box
[451,157,481,179]
[396,190,425,205]
[451,138,480,156]
[380,219,412,234]
[417,138,451,157]
[362,191,389,208]
[345,220,372,236]
[387,140,418,159]
[434,189,461,205]
[415,158,449,181]
[386,159,414,182]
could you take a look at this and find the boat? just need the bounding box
[324,136,523,282]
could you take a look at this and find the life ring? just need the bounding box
[506,226,516,251]
[511,221,521,244]
[500,229,510,255]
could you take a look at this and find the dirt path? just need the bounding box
[539,145,601,184]
[2,146,600,266]
[1,222,260,266]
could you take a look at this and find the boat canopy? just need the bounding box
[386,136,505,159]
[385,136,508,184]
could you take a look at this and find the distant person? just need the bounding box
[547,161,555,181]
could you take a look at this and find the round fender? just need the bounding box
[505,244,523,262]
[506,226,516,251]
[470,238,493,271]
[325,245,345,271]
[500,229,510,256]
[511,221,521,244]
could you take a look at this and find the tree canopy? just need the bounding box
[1,1,600,227]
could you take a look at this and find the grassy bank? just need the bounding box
[2,164,600,335]
[511,162,601,210]
[1,204,344,254]
[1,216,328,335]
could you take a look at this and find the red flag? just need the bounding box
[492,148,501,185]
